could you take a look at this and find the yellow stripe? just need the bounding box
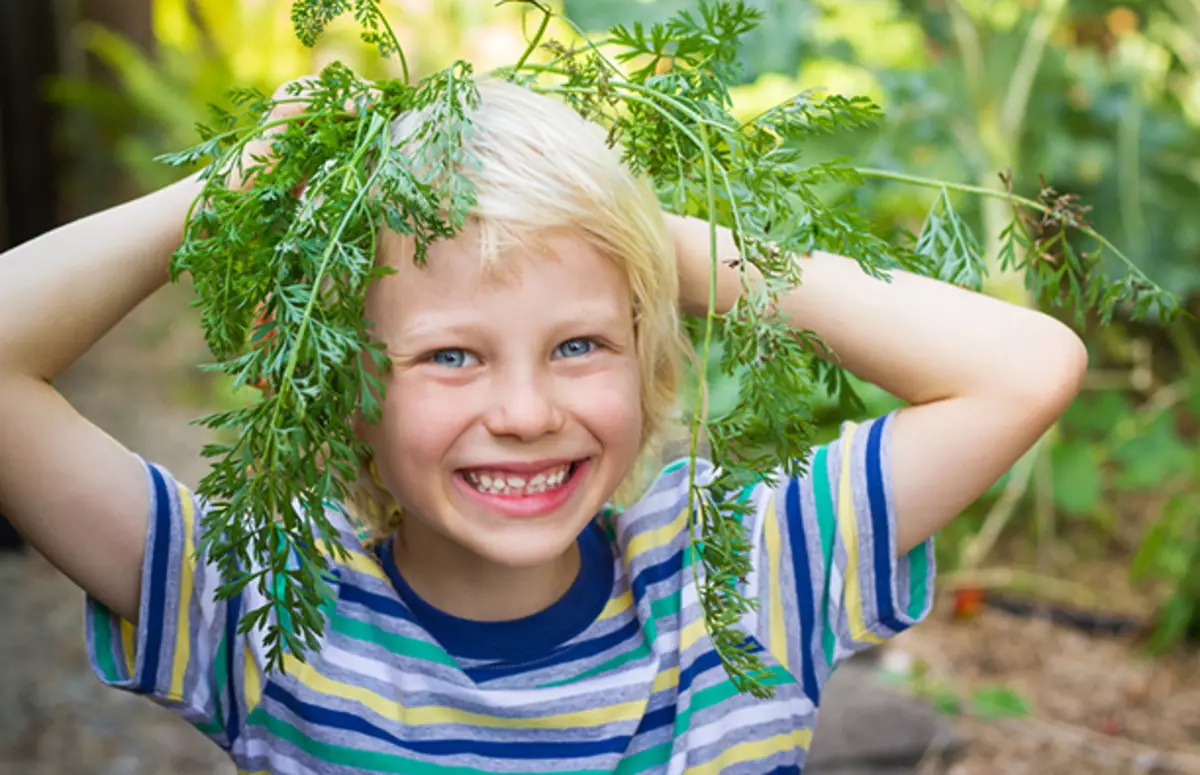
[625,506,687,562]
[314,537,387,580]
[764,493,788,669]
[679,616,708,652]
[119,619,136,676]
[685,729,812,774]
[650,666,679,694]
[837,424,884,646]
[169,484,196,699]
[598,589,633,621]
[283,654,644,728]
[243,645,263,710]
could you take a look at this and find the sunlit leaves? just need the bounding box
[290,0,400,57]
[169,60,476,672]
[915,189,984,291]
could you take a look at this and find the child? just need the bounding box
[0,77,1086,773]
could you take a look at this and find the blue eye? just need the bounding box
[430,349,478,368]
[554,338,595,359]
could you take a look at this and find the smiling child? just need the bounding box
[0,77,1085,773]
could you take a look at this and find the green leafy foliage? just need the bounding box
[161,0,1180,694]
[968,685,1031,720]
[1053,379,1200,649]
[291,0,403,63]
[914,188,985,291]
[1050,441,1101,517]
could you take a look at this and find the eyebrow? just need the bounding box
[392,304,632,343]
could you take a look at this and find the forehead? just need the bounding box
[368,224,633,337]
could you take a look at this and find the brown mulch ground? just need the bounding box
[897,604,1200,774]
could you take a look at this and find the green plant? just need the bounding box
[162,0,1177,697]
[1054,366,1200,650]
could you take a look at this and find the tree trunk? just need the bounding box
[0,0,64,551]
[0,0,153,550]
[79,0,154,54]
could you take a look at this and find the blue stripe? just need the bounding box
[866,416,904,634]
[629,547,685,604]
[764,767,802,775]
[784,475,822,703]
[676,637,762,696]
[338,580,416,623]
[136,465,171,694]
[467,617,642,683]
[263,683,632,757]
[223,585,244,743]
[633,701,676,736]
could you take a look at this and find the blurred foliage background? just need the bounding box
[45,0,1200,654]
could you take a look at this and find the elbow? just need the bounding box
[1019,319,1088,420]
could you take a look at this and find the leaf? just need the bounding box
[1060,389,1134,439]
[1112,412,1192,491]
[970,686,1030,719]
[1050,441,1101,516]
[913,189,985,291]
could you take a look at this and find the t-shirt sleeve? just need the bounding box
[747,411,935,702]
[84,458,270,750]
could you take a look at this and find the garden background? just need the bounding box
[0,0,1197,772]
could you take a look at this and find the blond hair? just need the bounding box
[347,78,687,540]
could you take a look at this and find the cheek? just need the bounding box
[370,377,472,478]
[573,365,644,452]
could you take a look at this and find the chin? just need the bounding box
[466,528,582,569]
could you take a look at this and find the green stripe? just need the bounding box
[672,666,795,739]
[90,605,122,683]
[613,741,671,774]
[246,707,613,774]
[649,591,680,620]
[540,640,651,688]
[905,542,930,620]
[211,633,229,728]
[331,614,457,666]
[810,446,837,667]
[662,459,688,474]
[193,718,223,736]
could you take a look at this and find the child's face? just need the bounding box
[360,224,643,570]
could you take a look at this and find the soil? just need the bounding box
[897,605,1200,775]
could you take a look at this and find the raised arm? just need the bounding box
[0,173,203,621]
[668,214,1087,554]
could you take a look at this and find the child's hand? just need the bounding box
[229,75,377,192]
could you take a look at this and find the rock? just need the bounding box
[807,658,964,774]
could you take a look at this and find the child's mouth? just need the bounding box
[454,460,587,518]
[461,461,580,497]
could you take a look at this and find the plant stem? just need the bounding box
[513,1,552,71]
[266,123,384,484]
[686,124,718,583]
[854,167,1160,287]
[372,9,407,83]
[946,0,985,114]
[1000,0,1068,138]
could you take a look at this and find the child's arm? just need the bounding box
[0,76,315,627]
[667,214,1087,554]
[0,173,204,622]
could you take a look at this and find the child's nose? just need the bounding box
[483,371,566,440]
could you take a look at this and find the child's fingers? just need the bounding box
[233,76,379,191]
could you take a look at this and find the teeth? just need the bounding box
[464,464,573,496]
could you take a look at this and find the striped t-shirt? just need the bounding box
[86,412,934,773]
